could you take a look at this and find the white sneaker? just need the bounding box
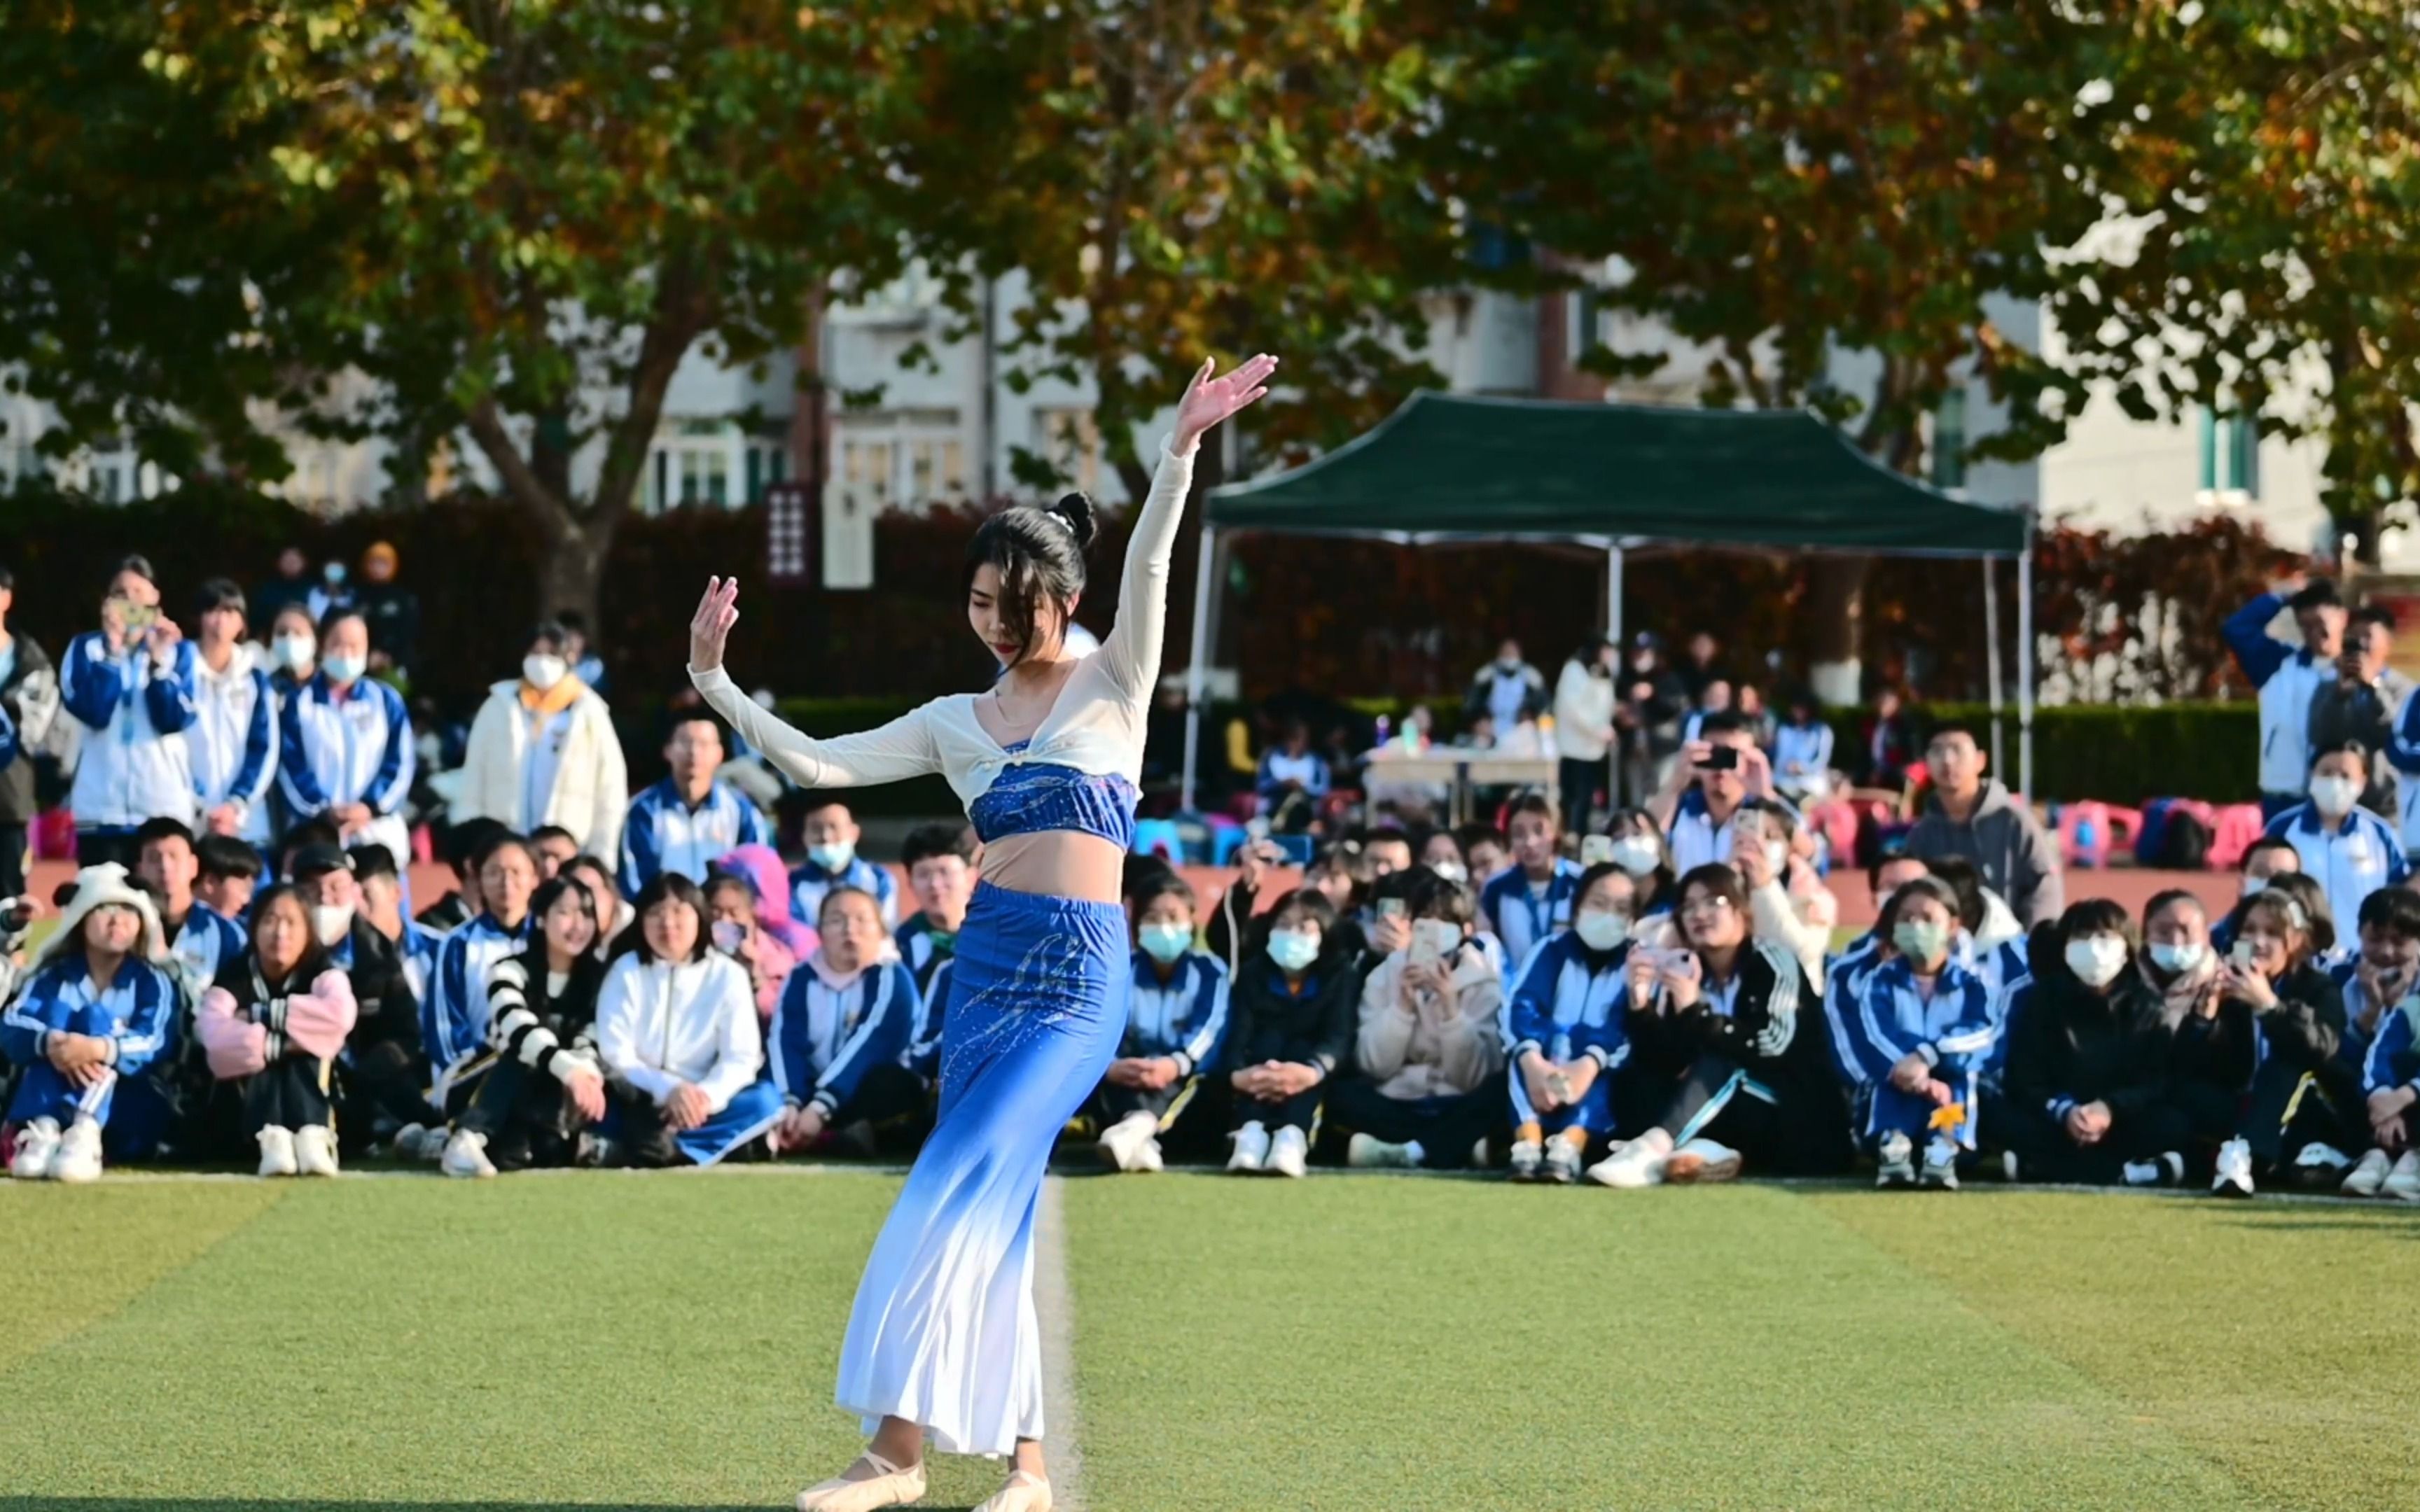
[1665,1138,1742,1184]
[294,1124,340,1178]
[9,1116,62,1180]
[1875,1130,1916,1189]
[1267,1125,1309,1179]
[1543,1137,1585,1185]
[2384,1150,2420,1203]
[1506,1138,1543,1182]
[1094,1111,1157,1172]
[2340,1148,2393,1197]
[1131,1136,1164,1174]
[2293,1142,2352,1174]
[2212,1136,2254,1198]
[1585,1139,1669,1189]
[52,1117,103,1184]
[1919,1137,1960,1191]
[1347,1133,1418,1170]
[2122,1152,2185,1186]
[256,1125,300,1179]
[1227,1121,1269,1175]
[440,1128,496,1180]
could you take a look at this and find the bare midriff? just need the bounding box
[975,830,1127,906]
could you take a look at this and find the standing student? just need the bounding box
[1552,636,1619,837]
[276,608,415,873]
[2309,604,2412,818]
[2225,577,2347,820]
[440,876,610,1177]
[619,713,772,895]
[896,820,978,995]
[1903,724,2064,928]
[1464,638,1548,736]
[0,562,62,900]
[1651,712,1779,876]
[1223,888,1356,1179]
[790,796,898,928]
[2,864,179,1182]
[420,832,539,1116]
[183,579,279,846]
[1479,793,1582,967]
[2262,741,2407,928]
[1770,692,1835,805]
[1842,876,1998,1190]
[133,818,249,1006]
[62,556,200,864]
[1092,872,1229,1172]
[592,873,782,1167]
[192,884,358,1177]
[1333,868,1505,1172]
[769,888,926,1158]
[457,622,628,862]
[1501,862,1637,1182]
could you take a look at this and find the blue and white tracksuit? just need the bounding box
[278,674,415,866]
[3,955,179,1126]
[770,959,919,1119]
[2363,1002,2419,1102]
[893,915,957,997]
[1479,859,1583,967]
[164,903,249,1008]
[1501,931,1629,1139]
[790,853,899,931]
[61,632,200,834]
[421,912,531,1105]
[1121,950,1230,1076]
[188,648,278,845]
[1845,956,1999,1149]
[906,958,954,1084]
[2223,593,2336,807]
[2263,802,2408,932]
[618,777,771,896]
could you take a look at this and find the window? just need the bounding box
[1931,390,1967,490]
[646,419,750,512]
[1032,407,1101,495]
[2199,406,2260,498]
[1566,287,1601,367]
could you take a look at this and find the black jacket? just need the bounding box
[357,582,422,671]
[2003,970,2178,1121]
[340,918,420,1061]
[1627,939,1850,1172]
[0,633,58,823]
[1223,951,1358,1075]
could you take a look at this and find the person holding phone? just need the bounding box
[1650,712,1776,876]
[61,555,201,867]
[1501,862,1637,1182]
[704,869,802,1021]
[769,887,926,1160]
[1333,867,1505,1172]
[2205,888,2351,1197]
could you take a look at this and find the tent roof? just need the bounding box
[1204,391,2028,556]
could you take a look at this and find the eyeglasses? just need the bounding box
[1678,896,1736,918]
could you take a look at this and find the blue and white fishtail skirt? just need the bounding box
[834,880,1127,1454]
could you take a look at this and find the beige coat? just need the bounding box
[458,680,628,860]
[1355,944,1507,1100]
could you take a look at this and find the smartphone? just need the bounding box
[112,596,158,632]
[1701,745,1740,772]
[1410,918,1459,967]
[711,920,748,955]
[2228,940,2256,969]
[1580,834,1615,867]
[1376,897,1407,921]
[1272,833,1314,866]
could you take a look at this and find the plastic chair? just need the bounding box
[2054,801,2142,869]
[2206,804,2267,872]
[1131,818,1185,864]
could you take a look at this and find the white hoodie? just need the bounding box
[593,952,762,1114]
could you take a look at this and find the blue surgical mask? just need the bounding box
[2146,941,2207,975]
[1139,922,1193,964]
[323,561,347,585]
[809,841,856,873]
[1892,919,1952,963]
[321,652,367,685]
[1267,929,1321,974]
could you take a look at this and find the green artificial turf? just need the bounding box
[5,1168,2415,1511]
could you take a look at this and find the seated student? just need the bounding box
[1732,798,1830,984]
[1925,854,2031,995]
[1501,862,1637,1183]
[1418,828,1470,887]
[528,824,580,881]
[1333,867,1506,1172]
[3,864,179,1183]
[134,817,249,1002]
[2207,888,2351,1196]
[1822,874,1918,1130]
[349,841,444,1003]
[193,883,359,1177]
[419,818,508,933]
[1094,872,1230,1172]
[561,853,628,957]
[788,796,898,928]
[594,874,782,1167]
[1349,864,1421,981]
[2347,952,2420,1198]
[1586,863,1849,1188]
[2235,834,2304,904]
[2264,741,2407,928]
[1457,824,1511,888]
[1224,888,1356,1179]
[440,876,610,1177]
[195,833,265,925]
[1480,793,1582,967]
[289,844,429,1154]
[419,830,540,1122]
[1842,876,1997,1190]
[2225,869,2344,974]
[1300,840,1375,960]
[896,820,977,995]
[1358,830,1416,879]
[769,886,926,1158]
[2335,888,2420,1132]
[1204,835,1284,977]
[706,846,814,1018]
[1601,809,1677,920]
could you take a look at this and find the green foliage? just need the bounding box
[1824,701,2259,807]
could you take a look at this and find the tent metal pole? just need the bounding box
[1607,543,1625,813]
[2017,538,2036,802]
[1181,526,1218,813]
[1982,556,2004,776]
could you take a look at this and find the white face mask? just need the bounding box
[272,633,315,671]
[1573,909,1629,953]
[809,841,856,873]
[2309,774,2360,817]
[308,902,355,947]
[1267,929,1321,974]
[321,652,367,685]
[1608,835,1662,877]
[1764,841,1790,877]
[522,653,568,691]
[1429,860,1468,886]
[2240,874,2269,899]
[2064,935,2129,988]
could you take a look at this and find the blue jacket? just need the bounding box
[907,958,953,1083]
[165,902,249,1007]
[2,953,179,1076]
[789,854,898,931]
[1480,859,1583,969]
[1123,950,1230,1076]
[422,912,531,1092]
[278,673,415,820]
[894,913,957,996]
[2223,593,2337,796]
[619,777,771,896]
[2363,1002,2419,1098]
[2264,802,2408,931]
[1501,930,1632,1070]
[1822,936,1890,1086]
[62,632,200,830]
[1846,955,2000,1084]
[770,958,919,1116]
[188,648,279,839]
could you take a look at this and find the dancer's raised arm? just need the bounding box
[686,577,937,790]
[1096,354,1277,702]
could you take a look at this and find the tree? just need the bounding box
[0,1,1001,624]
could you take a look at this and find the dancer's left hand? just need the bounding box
[1173,354,1278,451]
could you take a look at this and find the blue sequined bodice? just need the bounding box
[969,740,1139,848]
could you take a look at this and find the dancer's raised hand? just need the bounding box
[1173,354,1278,451]
[690,576,740,673]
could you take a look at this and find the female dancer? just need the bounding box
[686,354,1275,1512]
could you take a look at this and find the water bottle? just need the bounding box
[2074,815,2097,865]
[1375,713,1392,750]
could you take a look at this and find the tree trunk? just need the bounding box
[1806,554,1872,705]
[539,514,611,636]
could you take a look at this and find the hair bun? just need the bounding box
[1050,491,1099,550]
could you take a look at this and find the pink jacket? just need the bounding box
[195,968,359,1080]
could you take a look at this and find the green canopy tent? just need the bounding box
[1180,390,2037,808]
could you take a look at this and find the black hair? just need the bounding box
[1252,885,1342,965]
[1740,796,1799,839]
[1697,710,1751,741]
[816,884,886,934]
[965,492,1096,663]
[1307,840,1375,912]
[1129,869,1197,917]
[345,842,399,882]
[665,710,723,744]
[554,609,588,636]
[1505,791,1560,831]
[197,835,264,883]
[0,564,13,593]
[1867,844,1927,897]
[529,876,597,932]
[901,821,979,869]
[2350,604,2395,635]
[1674,863,1748,946]
[2252,871,2337,955]
[133,816,197,853]
[2288,579,2343,612]
[1120,850,1178,906]
[530,824,577,852]
[2055,897,2136,948]
[527,619,570,651]
[1923,854,1989,933]
[1573,861,1635,915]
[1926,720,1983,748]
[244,883,334,984]
[2360,886,2420,942]
[2239,890,2318,968]
[702,871,756,904]
[2311,738,2371,774]
[446,818,511,875]
[2241,835,2300,870]
[620,872,711,964]
[2143,888,2207,932]
[1452,822,1508,857]
[193,578,246,619]
[799,793,855,818]
[564,852,616,892]
[472,830,536,877]
[317,605,368,641]
[1888,874,1962,925]
[282,817,342,859]
[111,554,157,589]
[1405,866,1475,927]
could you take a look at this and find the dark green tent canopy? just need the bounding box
[1205,391,2027,556]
